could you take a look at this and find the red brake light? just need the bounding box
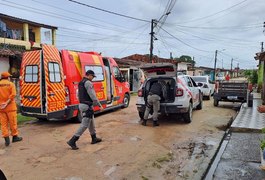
[176,88,183,97]
[138,89,143,97]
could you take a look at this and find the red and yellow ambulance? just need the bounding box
[20,45,130,121]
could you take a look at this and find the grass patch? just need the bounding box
[152,161,162,169]
[17,113,36,124]
[156,152,174,163]
[130,92,138,96]
[141,176,149,180]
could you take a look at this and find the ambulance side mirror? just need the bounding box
[117,75,125,82]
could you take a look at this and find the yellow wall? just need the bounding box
[0,38,40,50]
[23,23,29,42]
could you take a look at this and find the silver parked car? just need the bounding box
[191,76,215,100]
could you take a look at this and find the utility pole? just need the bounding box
[260,23,265,104]
[213,50,218,81]
[149,19,156,63]
[170,52,173,59]
[237,63,239,77]
[230,58,233,78]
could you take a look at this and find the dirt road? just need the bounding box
[0,95,238,180]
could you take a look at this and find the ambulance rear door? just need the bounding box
[20,50,43,116]
[42,45,66,119]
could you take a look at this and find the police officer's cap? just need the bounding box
[85,70,96,77]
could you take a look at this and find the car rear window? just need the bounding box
[192,77,207,83]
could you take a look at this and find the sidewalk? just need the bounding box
[212,93,265,179]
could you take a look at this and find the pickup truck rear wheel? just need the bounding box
[214,99,219,107]
[183,102,192,123]
[206,92,211,100]
[197,93,203,110]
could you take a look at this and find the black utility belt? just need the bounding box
[80,101,93,106]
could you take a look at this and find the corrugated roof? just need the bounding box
[0,13,57,30]
[0,48,22,57]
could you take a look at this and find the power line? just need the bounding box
[32,0,129,30]
[172,23,262,30]
[58,23,150,42]
[0,1,128,33]
[174,0,248,24]
[117,23,150,57]
[159,26,212,52]
[68,0,149,23]
[156,0,177,33]
[170,25,261,46]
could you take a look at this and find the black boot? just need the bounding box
[12,136,22,143]
[91,134,102,144]
[4,137,10,146]
[67,135,79,150]
[142,119,147,126]
[153,121,159,127]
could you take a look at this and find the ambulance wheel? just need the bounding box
[122,94,130,108]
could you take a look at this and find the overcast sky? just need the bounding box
[1,0,265,69]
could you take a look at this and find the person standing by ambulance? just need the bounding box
[67,70,103,150]
[0,72,22,146]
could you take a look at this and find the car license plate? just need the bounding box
[227,96,237,100]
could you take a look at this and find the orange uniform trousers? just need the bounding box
[0,111,18,138]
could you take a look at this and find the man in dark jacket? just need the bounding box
[142,81,163,127]
[67,70,103,150]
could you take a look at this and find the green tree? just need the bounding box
[175,55,196,66]
[244,69,258,84]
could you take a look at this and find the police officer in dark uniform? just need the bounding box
[67,70,103,150]
[142,81,163,127]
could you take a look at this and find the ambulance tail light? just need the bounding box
[176,88,184,97]
[138,89,143,97]
[65,86,70,102]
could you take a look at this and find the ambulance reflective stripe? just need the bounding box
[92,55,101,65]
[20,51,41,108]
[69,51,82,77]
[91,54,107,100]
[42,45,65,113]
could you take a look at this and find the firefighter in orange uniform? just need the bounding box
[0,72,22,146]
